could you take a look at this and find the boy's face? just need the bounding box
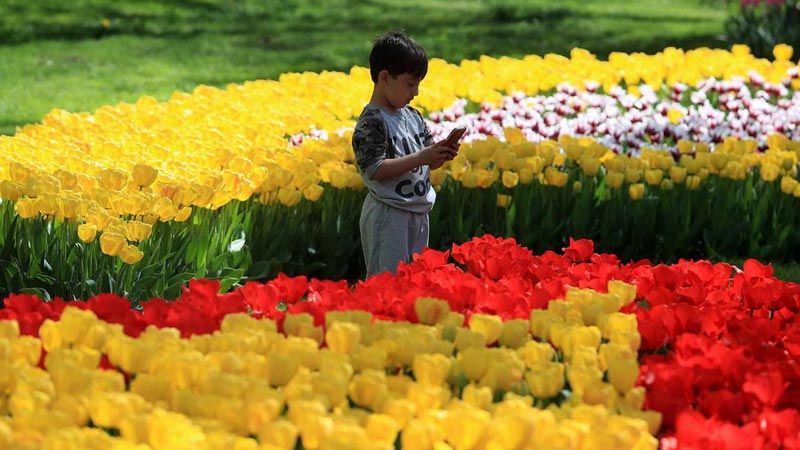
[380,71,422,109]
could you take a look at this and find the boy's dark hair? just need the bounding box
[369,31,428,83]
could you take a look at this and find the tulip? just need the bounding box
[325,322,361,354]
[132,164,158,188]
[607,355,639,393]
[502,170,519,188]
[496,193,511,208]
[461,383,493,410]
[77,223,98,243]
[0,180,22,201]
[99,232,126,256]
[412,353,452,386]
[525,362,565,398]
[628,183,645,200]
[414,297,450,325]
[605,171,624,189]
[119,244,144,265]
[498,319,529,349]
[174,206,192,222]
[544,167,568,187]
[444,406,491,450]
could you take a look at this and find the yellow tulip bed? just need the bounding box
[0,238,662,450]
[1,44,800,298]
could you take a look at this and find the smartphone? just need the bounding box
[443,127,467,147]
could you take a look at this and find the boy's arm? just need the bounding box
[352,110,392,181]
[370,153,426,181]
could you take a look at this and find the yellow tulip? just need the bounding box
[302,184,324,202]
[348,370,388,410]
[580,157,600,176]
[119,244,144,265]
[781,176,799,194]
[77,223,98,243]
[412,353,452,386]
[582,380,618,409]
[525,362,565,398]
[99,169,127,191]
[132,164,158,188]
[461,383,493,410]
[258,420,298,450]
[365,414,400,446]
[761,162,781,182]
[502,170,519,188]
[544,167,568,187]
[628,183,645,200]
[99,232,126,256]
[414,297,450,325]
[773,43,793,61]
[666,108,683,124]
[124,221,152,242]
[605,171,624,189]
[498,319,529,349]
[519,341,556,368]
[0,180,22,201]
[325,322,361,354]
[14,198,39,219]
[444,406,490,450]
[669,166,687,184]
[496,193,511,208]
[469,314,503,345]
[644,169,662,186]
[174,206,192,222]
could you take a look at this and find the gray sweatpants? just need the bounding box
[359,194,429,278]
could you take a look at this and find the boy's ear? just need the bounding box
[378,70,391,84]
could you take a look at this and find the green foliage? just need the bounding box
[725,0,800,58]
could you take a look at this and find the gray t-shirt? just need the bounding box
[352,103,436,213]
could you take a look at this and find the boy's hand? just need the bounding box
[419,141,457,167]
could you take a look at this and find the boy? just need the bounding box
[353,31,458,278]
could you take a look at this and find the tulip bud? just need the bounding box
[365,414,399,446]
[301,184,324,202]
[444,406,491,450]
[519,341,555,368]
[326,322,361,354]
[499,319,529,349]
[605,171,625,189]
[607,354,639,393]
[77,223,98,243]
[258,420,298,450]
[119,244,144,265]
[607,280,637,305]
[469,314,502,345]
[461,383,493,410]
[174,206,192,222]
[525,362,565,398]
[99,232,126,256]
[129,164,157,188]
[502,171,519,188]
[0,180,22,201]
[412,353,452,386]
[99,169,127,191]
[413,297,450,325]
[496,194,511,208]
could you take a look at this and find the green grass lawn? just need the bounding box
[0,0,728,136]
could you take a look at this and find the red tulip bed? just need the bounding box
[2,235,799,448]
